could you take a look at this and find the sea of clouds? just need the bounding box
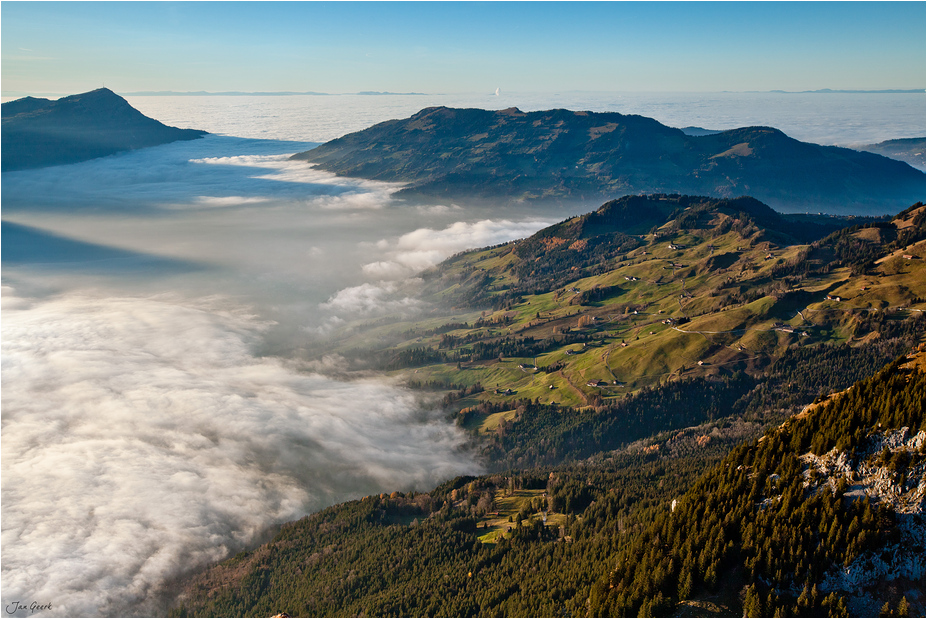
[1,125,560,616]
[1,91,923,616]
[1,287,483,616]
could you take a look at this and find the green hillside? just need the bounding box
[326,197,924,467]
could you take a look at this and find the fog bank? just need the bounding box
[1,287,480,616]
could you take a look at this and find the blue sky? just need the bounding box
[2,1,924,96]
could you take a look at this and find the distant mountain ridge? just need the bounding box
[766,88,925,94]
[292,106,925,215]
[855,137,926,171]
[122,90,331,96]
[1,88,206,171]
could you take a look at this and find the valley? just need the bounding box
[173,197,926,617]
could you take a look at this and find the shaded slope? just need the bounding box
[856,137,925,171]
[2,88,206,171]
[293,106,925,214]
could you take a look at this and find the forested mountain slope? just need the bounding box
[172,349,925,618]
[292,107,925,214]
[591,348,925,617]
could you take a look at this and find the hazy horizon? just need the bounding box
[5,88,926,100]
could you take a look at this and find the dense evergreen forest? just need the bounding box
[172,451,725,618]
[590,353,925,617]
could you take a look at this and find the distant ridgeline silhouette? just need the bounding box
[294,106,926,215]
[1,88,207,171]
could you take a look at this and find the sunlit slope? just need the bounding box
[329,196,924,410]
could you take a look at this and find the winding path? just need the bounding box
[556,370,589,405]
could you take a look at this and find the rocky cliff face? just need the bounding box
[1,88,206,171]
[802,427,925,616]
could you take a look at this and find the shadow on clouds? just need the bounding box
[2,221,205,273]
[0,135,364,212]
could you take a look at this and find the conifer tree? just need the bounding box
[743,584,764,618]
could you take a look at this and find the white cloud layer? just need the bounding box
[361,218,554,279]
[320,280,425,316]
[1,289,479,616]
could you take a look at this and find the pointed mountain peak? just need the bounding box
[2,88,207,171]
